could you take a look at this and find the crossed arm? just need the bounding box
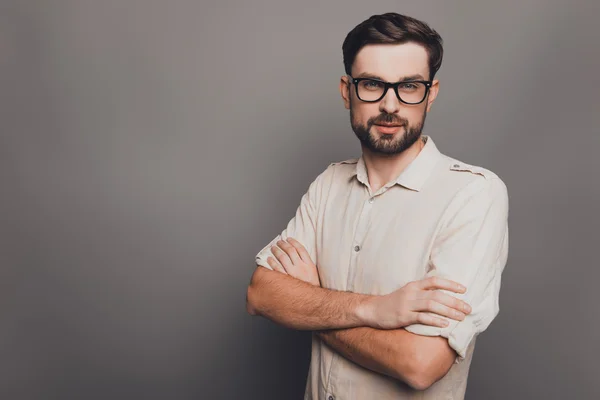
[317,327,456,390]
[247,176,508,390]
[246,265,458,390]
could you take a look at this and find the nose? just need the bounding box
[379,86,401,114]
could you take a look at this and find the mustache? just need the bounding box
[369,113,408,126]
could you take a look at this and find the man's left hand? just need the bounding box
[268,238,321,287]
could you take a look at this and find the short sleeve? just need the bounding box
[404,176,509,363]
[254,167,329,271]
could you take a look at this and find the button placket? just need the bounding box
[346,193,372,291]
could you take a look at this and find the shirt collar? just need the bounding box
[351,135,442,192]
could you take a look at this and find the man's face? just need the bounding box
[340,42,439,155]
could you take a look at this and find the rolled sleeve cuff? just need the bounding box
[446,318,478,363]
[404,317,478,364]
[254,235,283,271]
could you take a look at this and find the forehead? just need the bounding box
[352,42,429,80]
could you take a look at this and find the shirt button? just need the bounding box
[368,197,374,204]
[354,245,360,252]
[328,396,334,400]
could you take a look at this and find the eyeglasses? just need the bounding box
[349,76,432,104]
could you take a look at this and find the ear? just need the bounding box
[340,76,351,109]
[426,79,439,112]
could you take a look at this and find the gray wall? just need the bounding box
[1,1,598,399]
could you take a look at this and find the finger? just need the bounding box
[267,256,286,273]
[418,276,466,294]
[415,312,450,328]
[277,240,302,264]
[271,246,293,272]
[414,299,466,321]
[287,238,313,264]
[429,291,472,315]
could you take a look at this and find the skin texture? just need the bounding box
[247,42,468,390]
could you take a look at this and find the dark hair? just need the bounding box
[342,13,443,80]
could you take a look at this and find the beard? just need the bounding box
[350,107,427,156]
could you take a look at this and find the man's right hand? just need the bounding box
[357,277,472,329]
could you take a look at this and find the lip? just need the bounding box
[374,124,403,134]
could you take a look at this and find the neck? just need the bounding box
[361,136,426,192]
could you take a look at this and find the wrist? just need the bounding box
[354,294,376,327]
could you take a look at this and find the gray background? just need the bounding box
[1,0,598,399]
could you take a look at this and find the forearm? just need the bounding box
[247,266,372,330]
[317,327,419,386]
[317,327,451,390]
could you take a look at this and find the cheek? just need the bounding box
[404,105,427,123]
[351,103,379,124]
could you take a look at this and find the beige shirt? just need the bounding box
[255,135,509,399]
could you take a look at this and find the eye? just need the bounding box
[399,82,419,90]
[362,80,383,90]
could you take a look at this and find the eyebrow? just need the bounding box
[354,73,427,82]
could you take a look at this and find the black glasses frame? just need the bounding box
[349,76,433,104]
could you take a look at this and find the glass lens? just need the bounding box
[356,79,385,101]
[396,81,427,104]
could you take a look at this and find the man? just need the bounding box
[246,12,509,400]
